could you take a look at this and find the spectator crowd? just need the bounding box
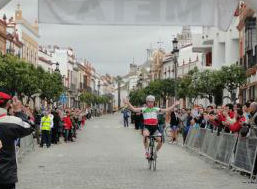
[128,101,257,144]
[0,91,99,189]
[4,95,94,148]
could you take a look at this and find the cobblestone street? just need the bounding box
[17,114,255,189]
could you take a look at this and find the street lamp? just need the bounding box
[53,62,60,72]
[97,80,100,96]
[172,38,179,100]
[137,73,143,89]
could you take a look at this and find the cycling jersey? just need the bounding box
[141,107,161,126]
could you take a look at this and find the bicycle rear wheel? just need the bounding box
[153,158,157,171]
[148,140,154,170]
[152,148,157,171]
[148,159,152,170]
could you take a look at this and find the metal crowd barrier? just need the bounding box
[233,137,257,174]
[16,134,35,162]
[185,127,257,179]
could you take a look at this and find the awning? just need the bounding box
[1,0,257,31]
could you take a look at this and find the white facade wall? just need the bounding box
[114,87,128,109]
[161,45,203,79]
[128,75,138,90]
[38,50,53,73]
[193,17,239,69]
[52,49,68,80]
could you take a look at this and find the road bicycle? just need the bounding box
[147,135,161,171]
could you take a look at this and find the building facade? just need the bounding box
[14,4,39,65]
[192,17,239,69]
[38,46,54,73]
[192,13,240,104]
[237,2,257,103]
[0,17,6,55]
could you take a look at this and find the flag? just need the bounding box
[0,0,11,10]
[38,0,240,31]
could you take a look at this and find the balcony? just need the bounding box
[192,34,212,53]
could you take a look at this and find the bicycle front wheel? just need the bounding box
[148,159,152,170]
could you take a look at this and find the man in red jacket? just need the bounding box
[63,111,73,142]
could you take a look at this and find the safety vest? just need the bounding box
[41,116,51,131]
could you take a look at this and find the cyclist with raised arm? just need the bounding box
[124,95,179,158]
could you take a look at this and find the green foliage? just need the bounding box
[129,89,146,106]
[177,67,200,102]
[40,71,64,102]
[129,64,246,105]
[79,92,111,105]
[0,54,64,102]
[220,64,247,92]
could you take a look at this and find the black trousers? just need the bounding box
[64,129,73,142]
[51,128,58,144]
[40,130,51,147]
[124,118,129,127]
[135,120,140,130]
[0,183,16,189]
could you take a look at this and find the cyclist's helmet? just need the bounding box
[146,95,155,102]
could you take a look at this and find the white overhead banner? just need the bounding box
[0,0,11,10]
[3,0,257,30]
[38,0,239,30]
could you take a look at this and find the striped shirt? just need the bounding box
[142,107,161,126]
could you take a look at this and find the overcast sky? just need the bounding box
[1,0,202,76]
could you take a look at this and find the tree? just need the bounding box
[159,79,176,106]
[129,89,146,106]
[177,68,200,105]
[219,64,247,103]
[40,71,64,103]
[80,92,94,105]
[0,55,40,99]
[196,69,225,103]
[0,54,64,105]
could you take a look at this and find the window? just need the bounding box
[249,86,255,101]
[206,52,212,66]
[242,89,247,104]
[245,17,257,68]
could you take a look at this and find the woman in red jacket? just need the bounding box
[229,109,246,133]
[62,111,73,142]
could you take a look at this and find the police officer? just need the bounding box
[40,110,53,148]
[0,92,33,189]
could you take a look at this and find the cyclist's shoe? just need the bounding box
[145,152,150,159]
